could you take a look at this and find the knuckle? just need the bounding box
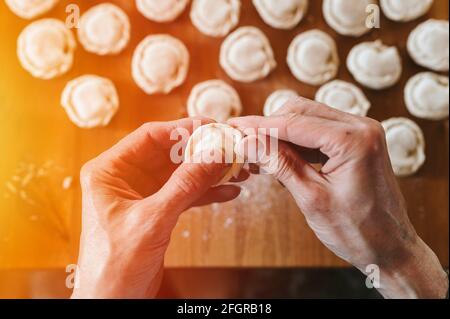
[174,168,203,195]
[273,147,297,181]
[80,160,96,187]
[358,119,385,154]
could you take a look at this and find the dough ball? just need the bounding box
[263,89,298,116]
[253,0,309,30]
[347,40,402,90]
[315,80,371,116]
[17,18,76,80]
[61,75,119,129]
[287,29,339,86]
[407,19,449,72]
[78,3,130,56]
[220,26,276,83]
[380,0,434,22]
[382,118,426,177]
[405,72,449,121]
[5,0,59,19]
[136,0,189,22]
[184,123,244,185]
[190,0,241,37]
[132,34,190,95]
[323,0,377,37]
[187,80,242,122]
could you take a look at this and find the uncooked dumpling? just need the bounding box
[78,3,130,56]
[220,26,276,83]
[5,0,59,19]
[347,40,402,90]
[61,75,119,129]
[287,29,339,86]
[132,34,189,95]
[253,0,308,30]
[407,19,449,72]
[190,0,241,37]
[187,80,242,122]
[263,89,298,116]
[382,118,426,177]
[405,72,449,120]
[184,123,244,185]
[315,80,371,116]
[323,0,377,37]
[136,0,189,22]
[17,18,76,80]
[380,0,433,22]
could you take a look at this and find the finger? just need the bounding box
[273,96,355,123]
[148,159,232,214]
[229,114,352,159]
[99,117,214,173]
[229,170,250,183]
[236,135,322,187]
[192,185,241,207]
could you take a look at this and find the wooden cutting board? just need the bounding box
[0,0,448,268]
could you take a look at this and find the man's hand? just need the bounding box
[229,97,448,299]
[72,118,246,299]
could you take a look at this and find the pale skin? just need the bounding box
[72,98,448,299]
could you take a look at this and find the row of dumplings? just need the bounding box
[7,0,449,178]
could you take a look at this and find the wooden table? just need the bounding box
[0,0,448,269]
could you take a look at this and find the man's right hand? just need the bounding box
[229,97,448,299]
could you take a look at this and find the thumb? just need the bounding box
[236,135,320,189]
[149,160,231,214]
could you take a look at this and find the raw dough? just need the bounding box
[190,0,241,37]
[382,118,426,177]
[132,34,189,95]
[184,123,244,185]
[5,0,59,19]
[263,89,298,116]
[17,18,76,80]
[380,0,434,22]
[187,80,242,122]
[136,0,189,22]
[78,3,130,56]
[347,40,402,90]
[407,19,449,72]
[252,0,309,30]
[287,29,339,86]
[61,75,119,129]
[220,26,276,83]
[323,0,376,37]
[404,72,449,120]
[315,80,371,116]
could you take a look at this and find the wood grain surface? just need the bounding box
[0,0,448,269]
